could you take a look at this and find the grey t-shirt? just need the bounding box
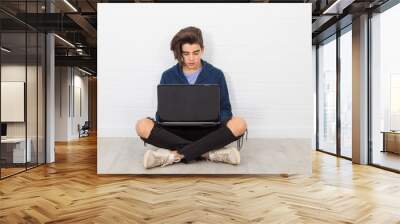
[183,67,202,84]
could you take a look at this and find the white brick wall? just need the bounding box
[98,3,313,139]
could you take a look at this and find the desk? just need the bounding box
[1,138,31,163]
[382,131,400,154]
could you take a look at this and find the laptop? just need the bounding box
[157,84,220,126]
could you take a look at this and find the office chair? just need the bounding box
[79,121,90,138]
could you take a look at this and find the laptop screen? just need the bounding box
[157,84,220,122]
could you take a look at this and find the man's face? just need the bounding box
[181,43,203,70]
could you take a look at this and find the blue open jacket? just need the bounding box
[156,60,233,122]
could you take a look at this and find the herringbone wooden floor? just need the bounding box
[1,135,400,224]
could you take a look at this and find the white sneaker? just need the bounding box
[143,149,180,169]
[208,147,240,165]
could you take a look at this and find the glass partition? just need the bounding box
[0,1,46,179]
[1,30,28,177]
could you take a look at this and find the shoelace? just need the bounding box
[160,154,180,167]
[149,153,171,167]
[212,151,231,162]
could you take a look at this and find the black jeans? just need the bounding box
[141,119,240,162]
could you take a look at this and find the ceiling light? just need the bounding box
[54,34,75,48]
[1,47,11,53]
[322,0,354,15]
[78,67,93,76]
[63,0,78,12]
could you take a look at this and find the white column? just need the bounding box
[46,33,55,163]
[45,0,55,163]
[352,14,369,164]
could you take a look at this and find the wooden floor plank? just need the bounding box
[0,135,400,223]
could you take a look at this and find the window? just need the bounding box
[340,28,352,158]
[371,2,400,171]
[318,36,337,154]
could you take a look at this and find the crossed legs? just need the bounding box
[135,117,247,162]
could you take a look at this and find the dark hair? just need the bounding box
[170,26,204,64]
